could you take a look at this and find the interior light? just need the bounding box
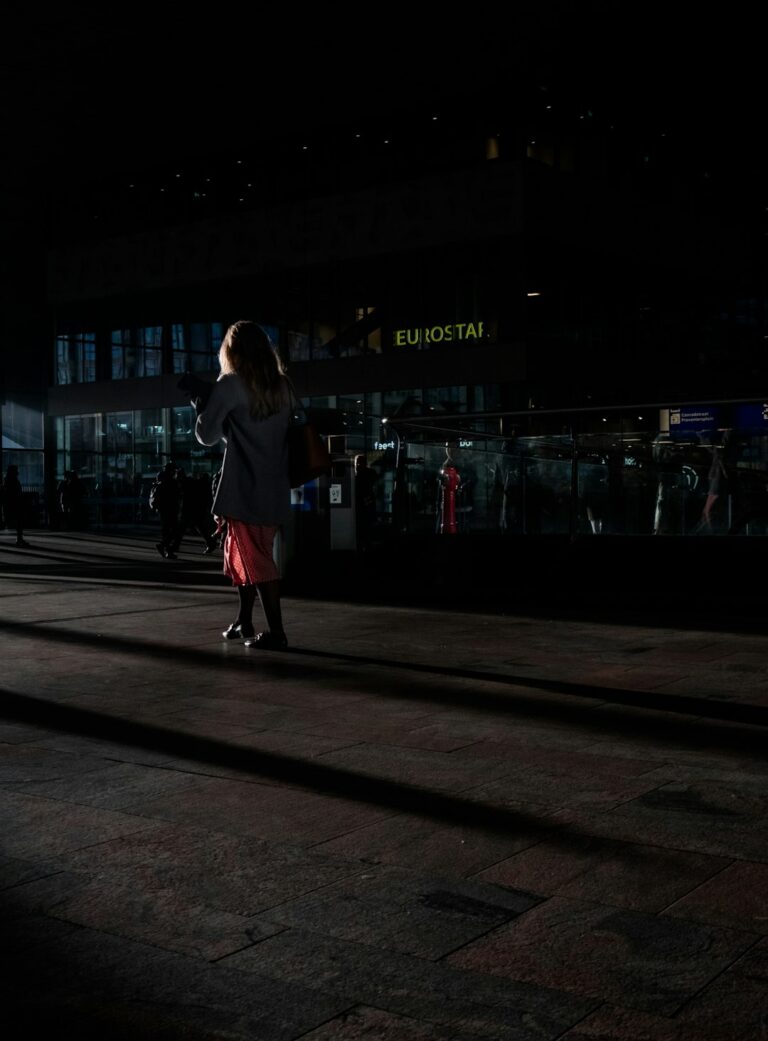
[602,417,607,422]
[527,291,541,297]
[175,173,181,178]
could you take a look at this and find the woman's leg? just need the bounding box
[256,580,284,635]
[237,584,258,630]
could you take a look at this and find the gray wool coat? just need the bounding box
[195,373,292,525]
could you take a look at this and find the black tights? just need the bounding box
[237,581,284,635]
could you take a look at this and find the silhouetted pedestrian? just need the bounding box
[150,461,181,558]
[173,470,217,554]
[2,466,29,546]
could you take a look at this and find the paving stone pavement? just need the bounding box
[1,532,768,1039]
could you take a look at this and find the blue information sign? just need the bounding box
[669,407,719,432]
[734,403,768,430]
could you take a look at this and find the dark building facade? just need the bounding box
[6,84,768,542]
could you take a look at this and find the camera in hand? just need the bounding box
[177,371,213,409]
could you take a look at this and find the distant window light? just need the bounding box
[527,291,541,297]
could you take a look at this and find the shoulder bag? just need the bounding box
[285,380,331,489]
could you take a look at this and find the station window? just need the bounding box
[111,327,163,379]
[55,332,96,384]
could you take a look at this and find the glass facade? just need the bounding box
[54,407,223,527]
[44,271,768,540]
[1,396,46,528]
[371,407,768,538]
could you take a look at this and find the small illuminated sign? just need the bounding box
[374,440,396,451]
[458,439,474,448]
[393,321,485,347]
[329,484,342,504]
[670,408,718,430]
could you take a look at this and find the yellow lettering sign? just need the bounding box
[392,322,486,347]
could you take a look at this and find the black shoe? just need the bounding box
[222,622,255,640]
[203,544,216,554]
[243,631,288,651]
[16,539,30,547]
[155,543,167,558]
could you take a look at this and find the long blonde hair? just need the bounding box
[219,321,287,419]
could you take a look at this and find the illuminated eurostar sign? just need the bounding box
[393,321,485,347]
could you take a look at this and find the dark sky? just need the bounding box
[0,5,763,190]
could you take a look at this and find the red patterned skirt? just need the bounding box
[222,519,279,586]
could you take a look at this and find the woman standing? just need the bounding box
[195,321,291,649]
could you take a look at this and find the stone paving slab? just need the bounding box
[313,810,547,876]
[222,928,598,1040]
[662,859,768,934]
[8,759,213,809]
[3,533,768,1038]
[52,822,364,915]
[250,863,543,960]
[472,838,731,912]
[445,896,757,1015]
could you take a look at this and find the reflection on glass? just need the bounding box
[2,397,45,449]
[55,333,96,384]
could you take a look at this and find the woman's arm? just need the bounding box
[195,378,235,446]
